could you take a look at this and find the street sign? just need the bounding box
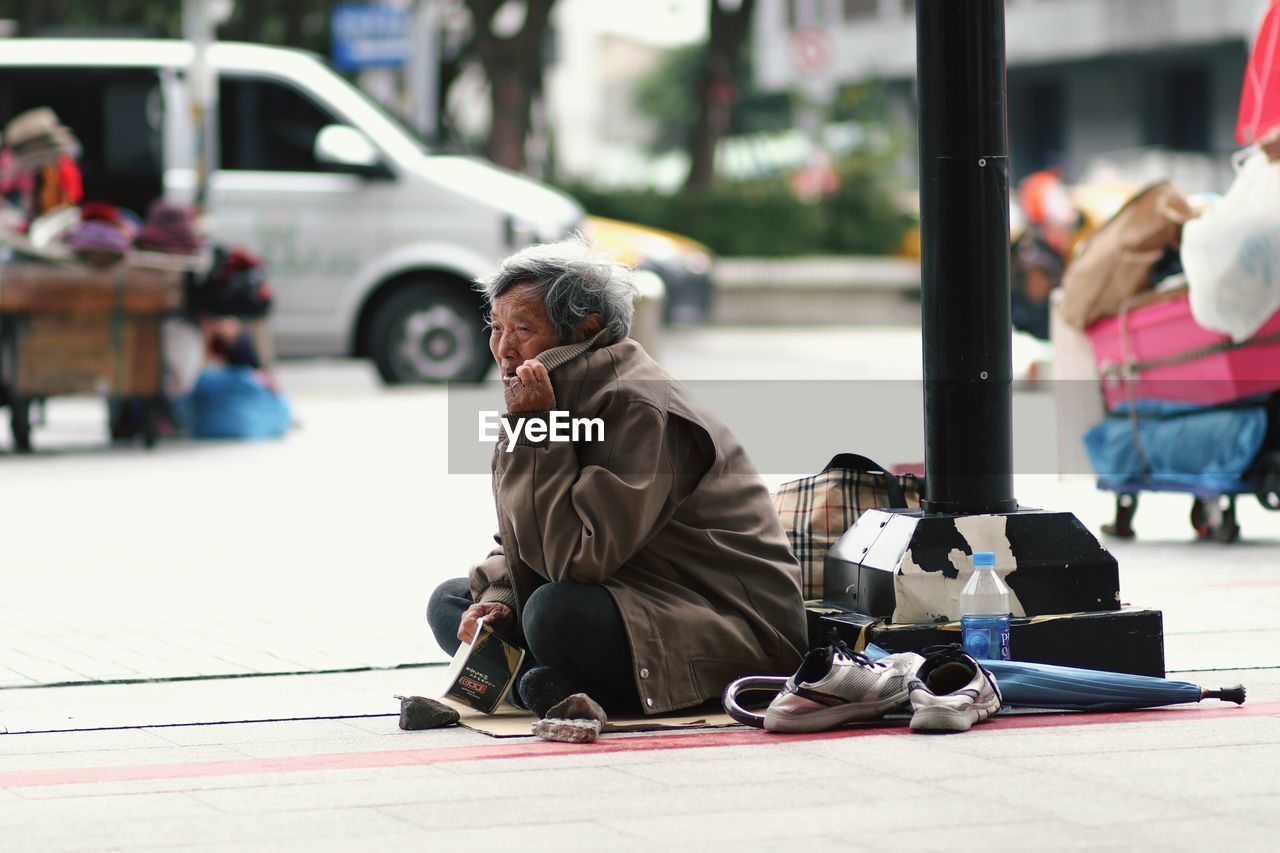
[789,28,834,77]
[331,5,411,71]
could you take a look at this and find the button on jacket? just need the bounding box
[468,333,807,714]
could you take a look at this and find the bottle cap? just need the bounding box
[973,551,996,568]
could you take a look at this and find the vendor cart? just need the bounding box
[1085,286,1280,542]
[1097,476,1270,544]
[0,260,182,451]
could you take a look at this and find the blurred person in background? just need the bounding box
[1012,161,1081,340]
[178,246,289,441]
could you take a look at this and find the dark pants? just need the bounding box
[426,578,640,712]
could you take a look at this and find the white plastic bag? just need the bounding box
[1181,151,1280,342]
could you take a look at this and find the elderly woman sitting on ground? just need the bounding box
[427,238,806,717]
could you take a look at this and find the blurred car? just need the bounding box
[584,216,714,324]
[0,40,582,384]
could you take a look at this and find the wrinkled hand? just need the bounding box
[457,602,514,645]
[503,359,556,414]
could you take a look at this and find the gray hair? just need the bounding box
[477,236,637,341]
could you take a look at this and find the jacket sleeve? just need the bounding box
[494,400,683,585]
[467,540,517,608]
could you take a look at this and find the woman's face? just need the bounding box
[488,283,563,384]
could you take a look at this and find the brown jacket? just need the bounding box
[468,333,807,714]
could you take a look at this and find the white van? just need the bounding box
[0,40,583,382]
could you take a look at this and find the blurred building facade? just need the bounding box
[544,0,703,186]
[545,23,668,183]
[754,0,1268,189]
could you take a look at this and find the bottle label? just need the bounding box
[961,616,1011,661]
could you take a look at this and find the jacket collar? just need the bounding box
[535,328,614,374]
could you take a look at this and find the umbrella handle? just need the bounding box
[722,675,789,728]
[1202,685,1247,705]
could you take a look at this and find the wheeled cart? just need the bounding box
[0,261,181,452]
[1085,287,1280,542]
[1098,471,1280,543]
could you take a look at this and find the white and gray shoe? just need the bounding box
[908,645,1003,733]
[764,641,924,733]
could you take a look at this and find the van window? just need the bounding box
[219,78,343,172]
[0,67,162,215]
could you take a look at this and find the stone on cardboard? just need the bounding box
[397,695,460,730]
[533,717,603,743]
[544,692,608,724]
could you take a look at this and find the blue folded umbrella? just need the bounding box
[867,644,1245,712]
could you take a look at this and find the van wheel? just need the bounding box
[368,283,490,384]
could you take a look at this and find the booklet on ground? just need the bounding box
[440,617,526,715]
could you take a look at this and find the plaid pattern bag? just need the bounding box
[774,454,921,600]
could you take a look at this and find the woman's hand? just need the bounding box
[457,601,514,645]
[503,359,556,414]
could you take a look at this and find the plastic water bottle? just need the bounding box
[960,551,1011,660]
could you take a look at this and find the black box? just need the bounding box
[805,601,853,649]
[823,509,1122,620]
[820,607,1165,677]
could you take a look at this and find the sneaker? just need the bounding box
[908,645,1003,733]
[764,641,924,733]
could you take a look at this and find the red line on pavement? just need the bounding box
[2,702,1276,790]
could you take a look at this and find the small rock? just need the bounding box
[397,695,459,730]
[532,717,602,743]
[544,692,607,724]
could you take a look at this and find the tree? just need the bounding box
[635,46,703,154]
[465,0,557,173]
[684,0,756,193]
[220,0,343,54]
[2,0,341,53]
[636,43,791,155]
[3,0,181,37]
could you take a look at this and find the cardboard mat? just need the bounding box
[441,698,740,738]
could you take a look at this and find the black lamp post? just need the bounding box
[823,0,1129,640]
[917,0,1018,515]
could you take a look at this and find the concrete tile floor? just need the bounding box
[1,677,1277,852]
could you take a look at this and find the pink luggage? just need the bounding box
[1087,286,1280,409]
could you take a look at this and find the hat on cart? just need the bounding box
[80,200,138,239]
[65,219,132,265]
[136,199,203,255]
[4,107,81,172]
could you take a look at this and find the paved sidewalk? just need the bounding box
[1,665,1278,851]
